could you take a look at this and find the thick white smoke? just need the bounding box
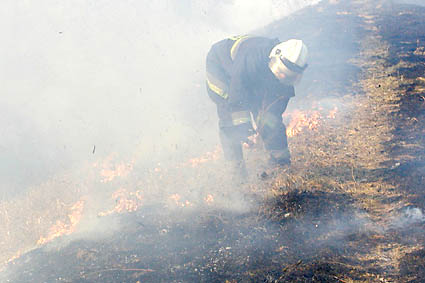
[394,0,425,6]
[0,0,321,197]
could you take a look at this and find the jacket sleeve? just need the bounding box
[227,56,248,111]
[227,42,270,110]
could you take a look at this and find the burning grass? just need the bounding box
[0,175,86,266]
[2,0,425,282]
[3,181,372,282]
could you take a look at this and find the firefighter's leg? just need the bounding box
[217,106,248,177]
[219,125,243,161]
[257,97,291,166]
[205,83,247,177]
[206,49,248,177]
[207,98,243,162]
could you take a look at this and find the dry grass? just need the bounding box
[1,0,425,282]
[0,175,85,265]
[259,2,425,280]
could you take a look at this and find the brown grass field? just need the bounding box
[1,0,424,282]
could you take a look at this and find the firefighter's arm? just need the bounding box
[224,55,253,141]
[226,89,254,142]
[227,72,246,109]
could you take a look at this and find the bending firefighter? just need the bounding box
[206,35,308,174]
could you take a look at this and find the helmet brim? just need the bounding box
[269,57,305,85]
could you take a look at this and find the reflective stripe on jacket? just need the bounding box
[206,36,295,108]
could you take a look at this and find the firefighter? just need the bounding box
[205,35,308,175]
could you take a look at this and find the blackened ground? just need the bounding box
[376,3,425,282]
[4,189,365,283]
[399,249,425,282]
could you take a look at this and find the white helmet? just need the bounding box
[269,39,308,85]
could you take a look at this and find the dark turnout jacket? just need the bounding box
[206,36,295,111]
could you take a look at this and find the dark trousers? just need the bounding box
[206,44,290,163]
[206,85,290,162]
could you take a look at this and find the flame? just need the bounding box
[169,194,193,207]
[204,194,214,205]
[285,107,338,137]
[286,110,321,137]
[91,107,333,219]
[243,133,259,149]
[5,252,22,266]
[186,146,221,167]
[93,154,134,183]
[327,106,338,119]
[98,188,144,216]
[94,146,222,217]
[37,199,85,245]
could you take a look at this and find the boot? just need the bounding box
[268,149,291,167]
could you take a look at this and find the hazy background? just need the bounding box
[394,0,425,6]
[0,0,321,197]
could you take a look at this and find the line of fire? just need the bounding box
[1,0,424,282]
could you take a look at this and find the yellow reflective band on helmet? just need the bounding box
[231,111,251,126]
[207,79,228,99]
[230,35,251,61]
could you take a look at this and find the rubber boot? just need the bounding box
[268,149,291,167]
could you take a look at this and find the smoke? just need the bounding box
[194,0,321,33]
[6,3,409,280]
[0,0,321,198]
[393,0,425,6]
[392,206,425,228]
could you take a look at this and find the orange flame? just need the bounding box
[204,194,214,205]
[186,146,221,167]
[94,146,223,217]
[93,154,134,183]
[327,107,338,119]
[98,188,144,216]
[286,110,321,137]
[169,194,193,207]
[37,199,85,245]
[5,252,22,266]
[285,107,338,137]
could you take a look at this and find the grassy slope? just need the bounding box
[1,0,424,282]
[270,0,425,281]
